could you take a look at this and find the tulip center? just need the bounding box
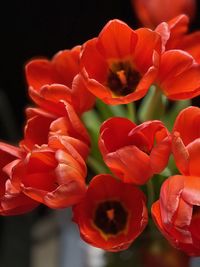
[107,61,140,96]
[94,200,128,235]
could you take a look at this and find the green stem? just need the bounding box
[95,99,114,120]
[127,102,136,122]
[138,86,167,122]
[87,156,108,175]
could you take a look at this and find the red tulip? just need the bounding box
[172,106,200,176]
[132,0,196,29]
[73,174,148,251]
[152,174,200,256]
[20,102,90,159]
[99,117,171,185]
[156,14,200,63]
[0,142,39,215]
[10,142,87,209]
[80,19,161,104]
[155,49,200,100]
[26,46,95,115]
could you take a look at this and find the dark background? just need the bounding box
[0,1,199,266]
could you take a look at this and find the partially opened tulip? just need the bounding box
[99,117,171,185]
[10,143,87,209]
[80,19,161,105]
[139,15,200,100]
[155,49,200,100]
[152,174,200,256]
[156,14,200,63]
[0,142,39,215]
[172,106,200,176]
[73,174,148,251]
[26,46,95,115]
[20,102,90,159]
[132,0,196,29]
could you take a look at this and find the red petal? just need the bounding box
[150,135,171,173]
[173,106,200,146]
[44,181,86,209]
[81,38,108,82]
[71,74,96,114]
[0,193,39,216]
[134,28,161,73]
[97,19,138,59]
[21,110,54,150]
[25,59,55,90]
[159,175,185,225]
[29,86,67,116]
[49,135,89,161]
[99,117,136,155]
[104,146,152,185]
[187,139,200,176]
[182,176,200,206]
[157,50,200,100]
[52,47,80,87]
[172,132,190,175]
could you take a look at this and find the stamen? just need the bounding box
[107,60,140,96]
[117,70,127,86]
[107,208,115,221]
[94,200,128,235]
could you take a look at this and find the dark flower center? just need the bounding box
[107,61,140,96]
[94,200,128,235]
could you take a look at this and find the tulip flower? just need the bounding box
[132,0,196,29]
[26,46,95,115]
[153,16,200,100]
[155,49,200,100]
[156,14,200,63]
[172,106,200,176]
[0,142,39,215]
[20,102,90,159]
[80,19,161,105]
[10,142,87,209]
[73,174,148,251]
[99,117,171,185]
[152,174,200,256]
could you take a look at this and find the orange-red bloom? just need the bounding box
[155,49,200,100]
[20,102,90,160]
[73,174,148,251]
[152,175,200,256]
[25,46,95,115]
[172,106,200,176]
[132,0,196,29]
[10,141,87,209]
[156,14,200,63]
[80,19,161,104]
[99,117,171,185]
[0,142,39,215]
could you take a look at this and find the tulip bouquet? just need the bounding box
[0,0,200,261]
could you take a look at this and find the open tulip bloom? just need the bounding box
[0,9,200,257]
[73,174,148,251]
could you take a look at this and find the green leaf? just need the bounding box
[162,99,191,131]
[138,86,167,122]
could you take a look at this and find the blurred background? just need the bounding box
[0,0,200,266]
